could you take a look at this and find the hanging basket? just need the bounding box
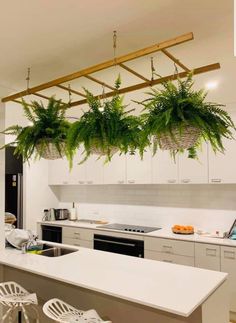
[91,146,119,156]
[156,126,201,150]
[36,140,66,160]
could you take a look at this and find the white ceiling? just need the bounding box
[0,0,234,102]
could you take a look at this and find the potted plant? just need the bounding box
[1,97,71,162]
[67,76,147,165]
[139,73,235,158]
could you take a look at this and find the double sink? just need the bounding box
[36,244,77,257]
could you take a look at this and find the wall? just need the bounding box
[56,184,236,233]
[5,102,59,232]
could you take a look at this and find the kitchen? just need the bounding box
[0,0,235,322]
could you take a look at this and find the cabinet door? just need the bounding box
[126,150,152,184]
[69,149,86,185]
[145,250,194,267]
[208,112,236,184]
[178,143,208,184]
[195,243,220,271]
[85,154,104,184]
[48,157,71,185]
[103,153,126,184]
[152,151,178,184]
[221,246,236,311]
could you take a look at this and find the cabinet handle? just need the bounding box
[162,245,173,253]
[224,250,235,259]
[167,179,176,184]
[87,181,93,184]
[62,181,68,185]
[163,259,173,263]
[78,181,84,184]
[206,248,217,257]
[181,179,190,183]
[211,179,222,183]
[128,180,135,184]
[118,180,124,184]
[74,232,81,236]
[73,243,80,246]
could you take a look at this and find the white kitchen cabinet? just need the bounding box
[152,150,178,184]
[208,112,236,184]
[145,237,194,257]
[145,250,194,267]
[221,246,236,311]
[48,157,71,185]
[195,243,220,271]
[178,143,208,184]
[68,149,86,185]
[126,149,152,184]
[103,153,126,184]
[62,237,93,248]
[63,227,94,241]
[85,154,104,184]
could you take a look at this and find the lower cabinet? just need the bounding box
[221,246,236,312]
[145,250,194,267]
[195,243,220,271]
[62,227,93,249]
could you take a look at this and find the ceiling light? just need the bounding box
[205,81,218,90]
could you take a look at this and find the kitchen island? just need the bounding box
[0,245,229,323]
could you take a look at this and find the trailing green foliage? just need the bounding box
[1,97,71,162]
[139,73,235,158]
[67,76,148,166]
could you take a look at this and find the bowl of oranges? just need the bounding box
[172,225,194,235]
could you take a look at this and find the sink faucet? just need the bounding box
[21,231,38,254]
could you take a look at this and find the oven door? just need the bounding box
[94,234,144,258]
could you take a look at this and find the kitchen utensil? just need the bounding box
[49,208,56,221]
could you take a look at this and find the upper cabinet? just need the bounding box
[126,149,152,184]
[178,143,208,184]
[208,111,236,184]
[152,150,178,184]
[103,153,126,184]
[48,157,71,185]
[85,154,103,184]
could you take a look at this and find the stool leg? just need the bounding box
[18,309,22,323]
[31,305,40,323]
[2,307,13,322]
[21,306,30,323]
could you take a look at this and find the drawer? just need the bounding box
[221,246,236,261]
[195,243,220,271]
[63,227,93,241]
[145,237,194,257]
[62,237,93,249]
[145,250,194,267]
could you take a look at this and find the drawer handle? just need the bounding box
[167,179,176,184]
[73,243,80,246]
[78,181,84,184]
[87,181,93,184]
[163,260,173,263]
[162,245,173,253]
[206,248,217,256]
[128,180,135,184]
[181,179,190,183]
[211,179,222,183]
[224,251,235,259]
[62,181,68,185]
[74,232,81,236]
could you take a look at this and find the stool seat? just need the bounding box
[0,281,39,323]
[43,298,112,323]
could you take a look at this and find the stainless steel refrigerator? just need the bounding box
[5,147,23,228]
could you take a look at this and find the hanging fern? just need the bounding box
[66,76,149,166]
[1,97,71,162]
[138,73,235,158]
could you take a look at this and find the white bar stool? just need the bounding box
[0,281,39,323]
[43,298,112,323]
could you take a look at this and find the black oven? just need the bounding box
[94,234,144,258]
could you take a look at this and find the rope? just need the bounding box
[26,67,31,95]
[68,84,72,106]
[113,30,117,63]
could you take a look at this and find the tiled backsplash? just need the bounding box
[54,184,236,232]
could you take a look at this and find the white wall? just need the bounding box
[5,101,59,232]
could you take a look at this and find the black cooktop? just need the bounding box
[98,223,161,233]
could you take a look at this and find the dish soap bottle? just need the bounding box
[69,202,77,221]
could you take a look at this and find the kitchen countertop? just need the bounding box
[0,245,227,317]
[38,220,236,247]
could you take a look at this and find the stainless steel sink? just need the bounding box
[38,244,77,257]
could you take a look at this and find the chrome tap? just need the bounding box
[21,231,38,254]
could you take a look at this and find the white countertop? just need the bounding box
[38,220,236,247]
[0,245,227,317]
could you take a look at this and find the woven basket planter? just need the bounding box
[36,141,66,160]
[156,126,201,150]
[91,146,119,156]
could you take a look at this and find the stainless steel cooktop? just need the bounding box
[98,223,161,233]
